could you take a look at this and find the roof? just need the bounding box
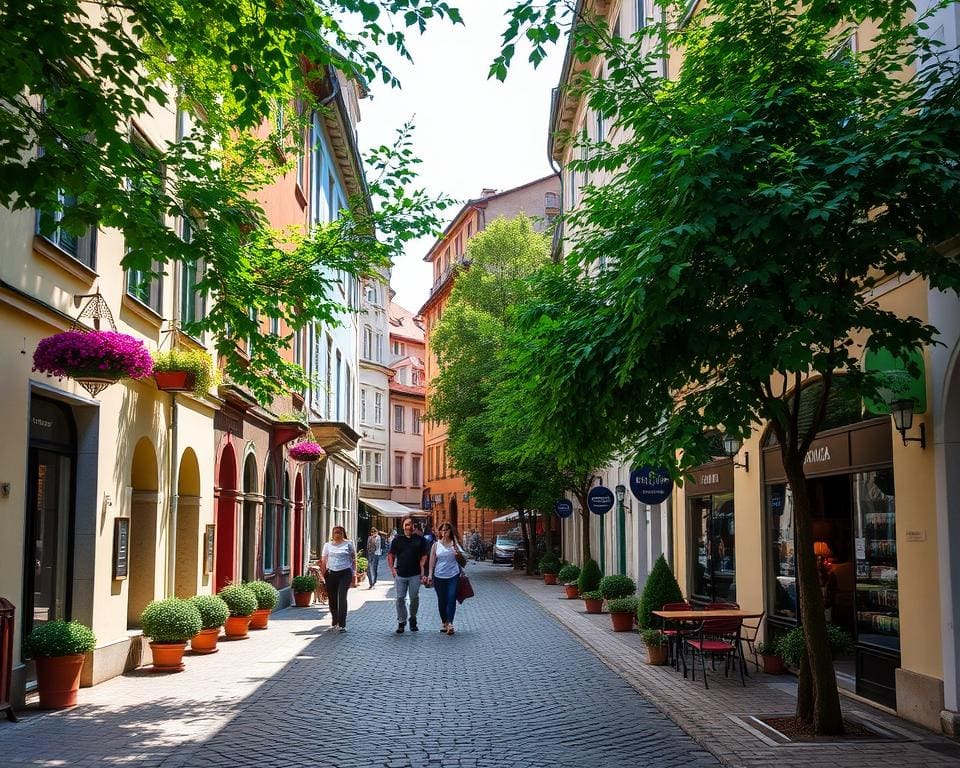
[388,299,425,343]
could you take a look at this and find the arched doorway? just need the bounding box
[280,472,291,576]
[214,443,238,592]
[241,452,260,583]
[128,437,160,627]
[174,448,201,598]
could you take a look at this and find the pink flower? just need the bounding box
[33,330,154,380]
[288,441,325,462]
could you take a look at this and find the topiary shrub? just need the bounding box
[291,574,318,593]
[776,623,854,668]
[218,584,258,617]
[24,620,96,658]
[599,574,636,600]
[188,595,230,630]
[577,559,602,594]
[640,628,664,646]
[245,580,280,610]
[581,590,603,600]
[558,564,580,583]
[637,554,684,629]
[538,553,562,574]
[140,598,203,643]
[607,596,640,614]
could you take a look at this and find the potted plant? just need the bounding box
[288,441,326,462]
[188,594,230,653]
[245,580,279,629]
[538,553,562,585]
[755,639,786,674]
[558,564,581,599]
[140,598,203,672]
[637,554,684,630]
[152,348,217,398]
[776,623,854,670]
[33,329,153,396]
[577,558,602,595]
[640,628,669,665]
[218,584,258,638]
[24,620,96,709]
[581,589,604,614]
[607,597,640,632]
[291,574,318,607]
[355,556,368,587]
[599,574,636,601]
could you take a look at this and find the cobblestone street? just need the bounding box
[0,564,717,768]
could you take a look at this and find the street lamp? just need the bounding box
[615,484,626,576]
[615,484,626,506]
[890,398,926,448]
[721,434,749,471]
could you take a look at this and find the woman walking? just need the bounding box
[426,523,466,635]
[365,527,384,588]
[321,525,356,632]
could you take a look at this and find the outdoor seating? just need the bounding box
[660,601,693,669]
[685,615,746,689]
[739,610,765,671]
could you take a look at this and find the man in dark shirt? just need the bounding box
[387,516,429,633]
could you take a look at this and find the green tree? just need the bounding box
[1,0,458,402]
[497,0,960,734]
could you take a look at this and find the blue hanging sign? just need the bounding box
[554,499,574,518]
[630,466,673,505]
[587,486,615,515]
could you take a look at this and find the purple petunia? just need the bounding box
[33,330,154,380]
[288,441,325,462]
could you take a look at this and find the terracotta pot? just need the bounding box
[563,584,580,599]
[190,627,221,654]
[610,611,634,632]
[249,608,271,630]
[761,654,786,675]
[645,642,668,666]
[224,615,252,639]
[35,654,85,709]
[150,641,187,671]
[583,597,604,614]
[543,573,558,585]
[294,591,312,607]
[154,371,196,392]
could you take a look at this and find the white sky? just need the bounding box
[355,0,563,314]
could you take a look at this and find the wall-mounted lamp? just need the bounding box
[890,398,925,449]
[721,434,749,471]
[615,483,626,509]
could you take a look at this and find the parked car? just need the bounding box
[492,536,522,564]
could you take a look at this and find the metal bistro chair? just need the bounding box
[739,610,765,672]
[660,601,694,671]
[685,614,746,689]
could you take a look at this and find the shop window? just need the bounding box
[689,493,736,603]
[853,470,898,651]
[767,484,797,619]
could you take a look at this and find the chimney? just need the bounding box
[480,188,498,198]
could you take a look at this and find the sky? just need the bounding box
[355,1,564,314]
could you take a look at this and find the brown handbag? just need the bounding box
[456,572,475,604]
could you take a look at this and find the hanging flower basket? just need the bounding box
[288,441,326,462]
[33,330,153,396]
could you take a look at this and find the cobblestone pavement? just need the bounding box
[0,564,717,768]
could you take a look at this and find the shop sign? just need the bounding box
[688,461,734,495]
[862,346,927,415]
[113,517,130,580]
[554,499,574,518]
[629,466,673,505]
[587,486,615,515]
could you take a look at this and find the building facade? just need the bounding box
[388,297,426,512]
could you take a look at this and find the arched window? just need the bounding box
[280,472,291,569]
[263,469,277,573]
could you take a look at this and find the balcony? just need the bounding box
[309,420,362,455]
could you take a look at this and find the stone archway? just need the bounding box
[128,437,159,628]
[215,443,238,592]
[174,448,201,598]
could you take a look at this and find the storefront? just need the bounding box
[687,460,736,605]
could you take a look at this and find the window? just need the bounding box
[325,335,333,420]
[263,504,276,573]
[394,454,404,486]
[335,351,342,420]
[412,408,422,434]
[636,0,645,29]
[270,316,280,336]
[597,111,604,142]
[412,456,421,488]
[412,370,424,387]
[126,132,164,312]
[179,219,205,330]
[365,283,378,304]
[362,451,384,484]
[392,340,406,358]
[467,220,473,239]
[360,388,367,422]
[245,307,257,357]
[394,404,404,432]
[345,364,353,425]
[689,493,736,603]
[363,326,373,360]
[374,392,383,424]
[455,234,462,258]
[279,501,289,569]
[376,332,384,363]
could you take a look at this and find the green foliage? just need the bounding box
[577,559,602,593]
[637,556,683,630]
[754,640,779,657]
[777,624,854,667]
[557,564,581,583]
[356,556,368,574]
[639,628,664,646]
[218,584,258,617]
[244,580,280,610]
[140,598,203,643]
[24,620,96,658]
[539,553,562,574]
[292,574,318,593]
[599,574,636,600]
[153,348,218,398]
[606,596,639,614]
[188,595,230,630]
[581,590,603,600]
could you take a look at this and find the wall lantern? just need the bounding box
[890,398,926,448]
[721,434,749,471]
[615,483,627,512]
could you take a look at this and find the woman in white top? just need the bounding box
[321,526,356,632]
[426,523,465,635]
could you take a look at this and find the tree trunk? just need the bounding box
[783,456,844,735]
[574,490,592,564]
[517,508,533,574]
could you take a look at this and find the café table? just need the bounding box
[651,609,764,681]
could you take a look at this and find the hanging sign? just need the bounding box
[629,466,673,505]
[587,486,615,515]
[554,499,574,518]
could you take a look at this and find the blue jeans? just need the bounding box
[394,575,421,623]
[367,553,381,586]
[434,574,460,625]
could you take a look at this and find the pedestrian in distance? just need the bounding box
[468,528,482,562]
[366,527,384,588]
[426,522,467,635]
[387,516,429,634]
[321,525,357,632]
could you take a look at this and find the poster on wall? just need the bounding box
[204,525,216,574]
[113,517,129,580]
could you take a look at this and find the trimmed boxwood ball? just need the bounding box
[638,554,684,629]
[557,564,580,583]
[25,620,96,658]
[140,598,203,643]
[291,574,318,593]
[599,574,636,600]
[607,596,640,614]
[581,590,603,600]
[218,584,258,617]
[577,559,602,594]
[188,594,230,630]
[776,624,854,667]
[538,553,562,574]
[245,580,279,610]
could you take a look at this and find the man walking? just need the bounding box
[366,527,384,588]
[387,517,428,634]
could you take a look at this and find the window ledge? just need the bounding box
[33,236,97,284]
[121,293,164,328]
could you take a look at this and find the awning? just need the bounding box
[359,497,430,518]
[491,511,520,523]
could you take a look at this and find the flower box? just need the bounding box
[154,371,196,392]
[33,330,153,396]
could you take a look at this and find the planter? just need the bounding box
[34,654,85,709]
[543,573,558,585]
[609,611,634,632]
[563,584,580,599]
[154,370,196,392]
[224,615,252,639]
[149,641,187,672]
[249,608,271,630]
[761,654,787,675]
[644,642,668,666]
[294,591,312,607]
[190,627,221,654]
[583,597,604,614]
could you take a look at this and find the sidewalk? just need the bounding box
[510,573,960,768]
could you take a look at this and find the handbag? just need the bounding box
[456,572,475,604]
